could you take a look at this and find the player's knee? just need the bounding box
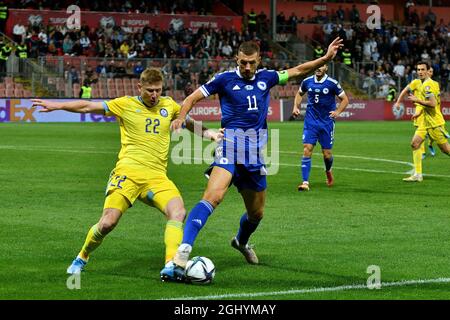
[248,210,264,221]
[98,210,120,234]
[439,143,450,154]
[322,150,332,159]
[98,219,118,234]
[303,147,313,157]
[411,141,420,150]
[167,208,186,222]
[203,191,225,208]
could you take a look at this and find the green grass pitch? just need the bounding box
[1,121,449,300]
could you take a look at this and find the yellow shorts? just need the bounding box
[103,164,181,213]
[414,127,427,140]
[427,126,450,145]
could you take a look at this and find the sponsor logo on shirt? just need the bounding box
[245,85,254,90]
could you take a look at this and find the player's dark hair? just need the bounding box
[416,61,430,69]
[238,41,260,56]
[140,68,164,85]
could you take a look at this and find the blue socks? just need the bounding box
[236,213,260,245]
[182,200,214,246]
[324,156,333,172]
[301,157,311,182]
[183,202,262,248]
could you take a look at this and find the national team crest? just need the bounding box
[160,108,168,117]
[257,81,267,90]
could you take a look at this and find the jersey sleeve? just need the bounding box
[423,83,435,99]
[408,79,419,92]
[200,72,225,97]
[299,79,307,94]
[104,97,127,118]
[335,81,345,97]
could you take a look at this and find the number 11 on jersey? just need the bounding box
[247,95,258,111]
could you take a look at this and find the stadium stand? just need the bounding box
[2,0,450,100]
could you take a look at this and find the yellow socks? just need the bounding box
[78,223,105,261]
[413,148,422,175]
[164,220,183,263]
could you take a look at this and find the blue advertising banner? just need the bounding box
[0,99,116,123]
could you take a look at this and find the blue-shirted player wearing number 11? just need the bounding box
[161,38,344,282]
[292,64,349,191]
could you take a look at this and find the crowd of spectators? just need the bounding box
[10,0,213,15]
[9,0,450,99]
[301,4,450,98]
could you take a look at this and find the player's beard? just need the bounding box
[243,71,254,79]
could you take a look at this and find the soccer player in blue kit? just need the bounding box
[292,64,349,191]
[161,38,344,282]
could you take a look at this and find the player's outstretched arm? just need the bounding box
[394,86,410,108]
[184,117,224,142]
[292,91,303,118]
[171,88,205,132]
[330,93,349,118]
[31,99,105,114]
[286,37,344,79]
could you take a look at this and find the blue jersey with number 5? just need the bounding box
[300,74,344,125]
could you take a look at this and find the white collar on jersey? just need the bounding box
[314,74,328,83]
[236,68,256,81]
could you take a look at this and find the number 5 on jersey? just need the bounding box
[314,94,320,103]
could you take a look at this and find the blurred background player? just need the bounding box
[31,68,222,275]
[398,62,449,181]
[395,67,437,161]
[409,65,450,169]
[161,37,344,282]
[292,64,349,191]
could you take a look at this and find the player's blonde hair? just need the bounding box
[140,68,164,85]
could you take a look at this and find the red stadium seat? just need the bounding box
[5,89,14,97]
[4,77,13,85]
[14,89,23,97]
[123,78,131,87]
[73,84,81,98]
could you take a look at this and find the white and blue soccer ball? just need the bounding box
[185,256,215,285]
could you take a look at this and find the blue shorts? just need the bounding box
[204,162,267,192]
[302,121,335,149]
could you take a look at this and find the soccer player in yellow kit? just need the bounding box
[31,68,223,275]
[395,67,436,161]
[397,62,450,181]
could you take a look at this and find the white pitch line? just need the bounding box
[2,144,450,178]
[162,277,450,300]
